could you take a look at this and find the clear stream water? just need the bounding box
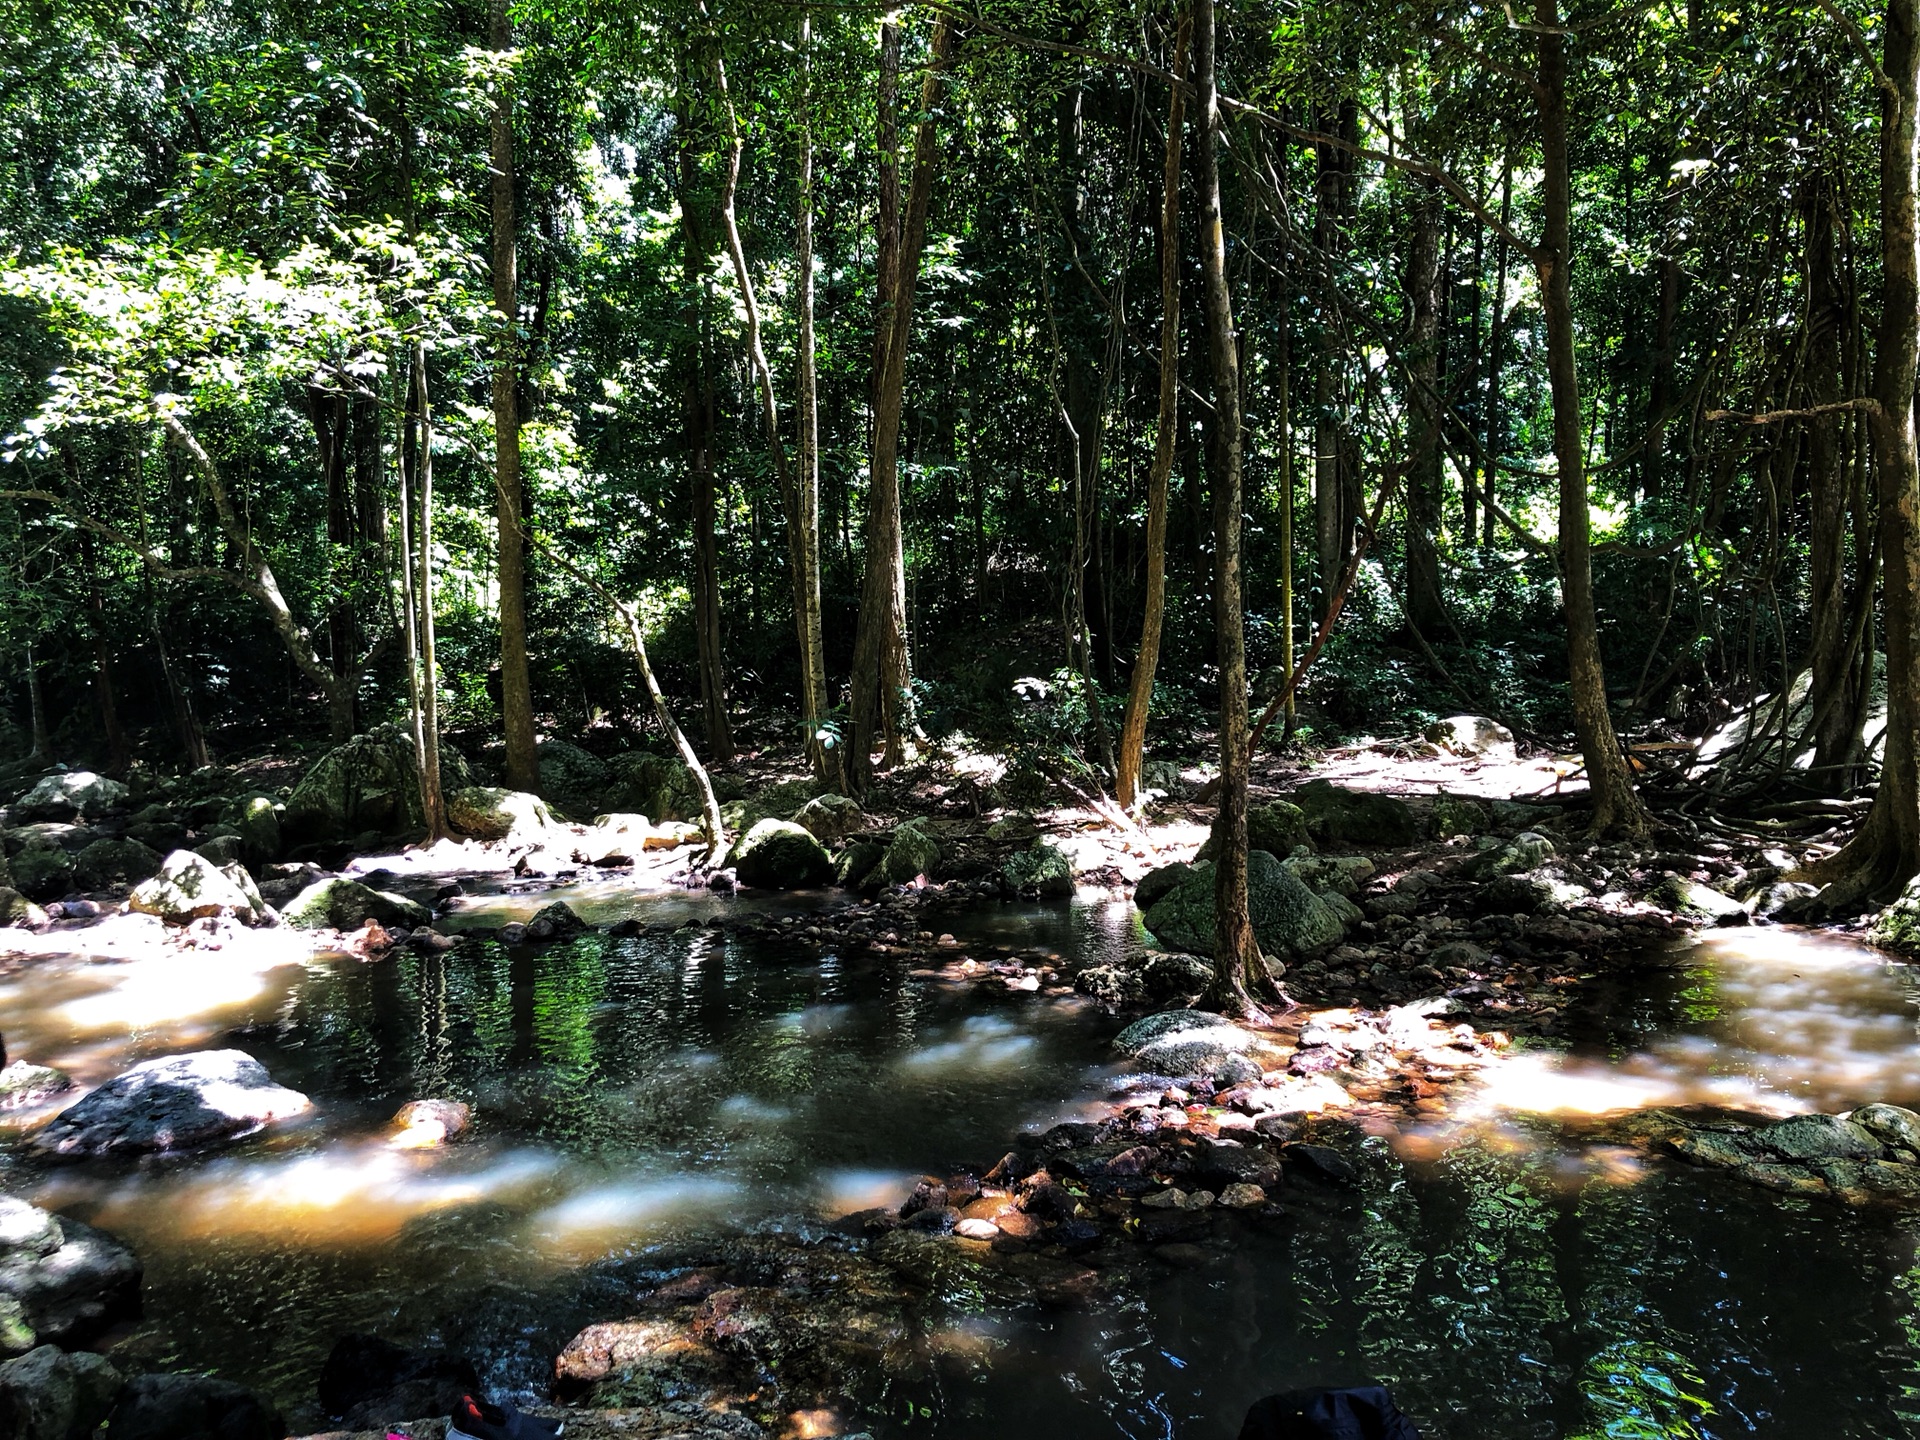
[6,889,1920,1439]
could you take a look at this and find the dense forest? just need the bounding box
[8,0,1920,1434]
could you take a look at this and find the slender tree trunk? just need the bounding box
[849,18,953,790]
[491,0,537,792]
[414,342,449,842]
[1313,112,1347,598]
[794,10,833,784]
[24,646,51,764]
[80,532,129,774]
[1536,0,1647,835]
[1809,0,1920,905]
[397,352,431,827]
[1483,159,1513,548]
[1405,179,1446,635]
[1194,0,1271,1018]
[1116,13,1189,811]
[310,388,356,740]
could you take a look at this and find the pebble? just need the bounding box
[954,1217,999,1240]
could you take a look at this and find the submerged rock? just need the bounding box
[0,1344,121,1440]
[317,1332,480,1429]
[0,1196,141,1347]
[1629,1103,1920,1206]
[732,820,833,890]
[33,1050,311,1158]
[281,877,428,932]
[0,1062,70,1110]
[388,1099,471,1148]
[128,850,264,924]
[525,901,590,942]
[11,772,126,824]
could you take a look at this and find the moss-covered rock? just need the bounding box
[790,793,863,845]
[10,848,71,901]
[1196,801,1312,864]
[194,834,246,869]
[1287,780,1417,849]
[0,889,46,929]
[11,772,126,823]
[536,740,611,819]
[525,901,589,942]
[1430,792,1490,838]
[870,818,940,887]
[72,838,161,891]
[129,850,262,923]
[1001,839,1074,897]
[1475,831,1555,877]
[221,793,282,866]
[834,840,886,889]
[283,727,428,842]
[1653,875,1746,925]
[448,787,555,842]
[602,754,704,823]
[1134,861,1195,912]
[1142,850,1346,960]
[281,876,429,931]
[733,819,833,889]
[1871,875,1920,952]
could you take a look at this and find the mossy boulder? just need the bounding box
[1001,839,1074,898]
[1430,792,1490,838]
[281,876,429,931]
[1424,714,1516,762]
[72,838,161,891]
[1134,861,1195,913]
[0,889,46,928]
[1143,850,1347,961]
[10,849,71,902]
[194,834,247,869]
[1476,831,1555,877]
[870,819,940,887]
[536,741,611,819]
[448,787,556,842]
[602,754,704,822]
[1654,875,1746,925]
[11,772,126,823]
[1196,801,1312,864]
[525,901,590,942]
[791,793,863,845]
[834,840,886,889]
[129,850,263,923]
[221,793,282,866]
[1288,780,1417,849]
[733,819,833,889]
[283,727,428,843]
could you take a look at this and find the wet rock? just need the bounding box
[732,820,833,890]
[9,850,72,903]
[1284,1143,1358,1184]
[1115,1011,1266,1079]
[0,1196,141,1346]
[388,1099,471,1147]
[1759,1113,1881,1163]
[1653,875,1747,925]
[107,1372,283,1440]
[790,794,864,846]
[34,1049,310,1158]
[1424,715,1516,762]
[1282,853,1375,898]
[1288,780,1417,849]
[0,1344,121,1440]
[281,877,427,932]
[447,787,556,842]
[283,727,434,843]
[73,838,162,891]
[1140,953,1212,1001]
[1000,840,1073,898]
[1143,851,1345,961]
[525,901,590,942]
[0,1062,70,1110]
[1851,1103,1920,1155]
[1749,881,1819,922]
[0,889,47,929]
[255,862,325,908]
[954,1217,998,1240]
[1218,1182,1267,1209]
[1192,1140,1283,1190]
[12,773,126,824]
[317,1333,479,1428]
[870,820,940,887]
[129,850,264,924]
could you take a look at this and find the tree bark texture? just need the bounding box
[1405,179,1446,636]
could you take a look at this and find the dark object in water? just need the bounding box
[1238,1385,1423,1440]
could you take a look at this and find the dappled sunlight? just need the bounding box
[897,1014,1038,1074]
[815,1169,913,1218]
[525,1174,744,1259]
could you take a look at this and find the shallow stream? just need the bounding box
[7,889,1920,1438]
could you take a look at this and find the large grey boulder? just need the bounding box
[32,1050,311,1158]
[733,819,833,889]
[9,850,71,903]
[536,741,611,819]
[791,793,864,845]
[447,787,555,843]
[283,727,429,843]
[11,773,126,824]
[1287,780,1417,849]
[1424,714,1517,762]
[1113,1010,1266,1079]
[220,794,282,867]
[128,851,262,924]
[73,838,161,891]
[281,877,428,932]
[1143,851,1347,961]
[1196,801,1311,863]
[0,1197,141,1347]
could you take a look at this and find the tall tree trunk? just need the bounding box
[1194,0,1272,1018]
[794,10,833,783]
[849,18,954,791]
[80,531,129,774]
[1313,110,1348,599]
[397,352,431,830]
[1809,0,1920,905]
[24,645,51,764]
[491,0,538,792]
[414,342,449,842]
[675,71,734,761]
[1536,0,1647,835]
[1405,179,1446,635]
[310,388,356,740]
[1116,13,1189,811]
[1483,158,1513,547]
